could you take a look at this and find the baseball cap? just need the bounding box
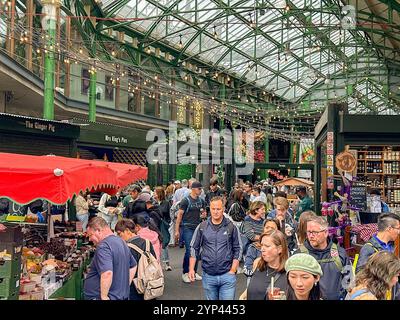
[191,181,203,189]
[174,180,181,184]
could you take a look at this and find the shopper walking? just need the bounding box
[347,251,400,300]
[267,197,297,254]
[189,196,242,300]
[132,213,162,262]
[226,189,247,229]
[246,230,289,300]
[240,201,265,256]
[205,178,223,213]
[154,186,173,271]
[175,181,207,283]
[356,212,400,273]
[285,253,323,300]
[84,217,137,300]
[98,192,122,230]
[299,216,352,300]
[75,191,91,232]
[115,218,157,300]
[294,186,314,221]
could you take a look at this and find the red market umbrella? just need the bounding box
[0,152,148,205]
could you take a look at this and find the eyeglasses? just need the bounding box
[307,229,327,236]
[390,226,400,231]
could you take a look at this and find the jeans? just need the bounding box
[161,247,169,263]
[182,226,198,274]
[76,213,89,232]
[169,221,175,245]
[179,224,185,246]
[202,271,237,300]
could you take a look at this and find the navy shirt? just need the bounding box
[84,235,137,300]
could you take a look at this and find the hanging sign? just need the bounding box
[335,151,357,172]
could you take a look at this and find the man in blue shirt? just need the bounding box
[356,213,400,273]
[84,217,137,300]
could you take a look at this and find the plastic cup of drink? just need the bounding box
[267,287,282,300]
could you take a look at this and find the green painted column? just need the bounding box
[89,70,97,122]
[42,0,61,120]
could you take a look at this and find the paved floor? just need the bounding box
[160,245,247,300]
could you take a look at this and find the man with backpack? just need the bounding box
[175,181,207,283]
[356,213,400,273]
[115,218,163,300]
[189,196,242,300]
[297,216,352,300]
[84,217,137,300]
[355,213,400,300]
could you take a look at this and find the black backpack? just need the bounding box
[228,202,246,222]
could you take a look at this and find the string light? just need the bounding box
[178,34,183,49]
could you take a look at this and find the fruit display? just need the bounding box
[39,238,68,258]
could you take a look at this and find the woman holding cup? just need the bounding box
[247,230,289,300]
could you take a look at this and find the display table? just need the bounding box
[48,258,91,300]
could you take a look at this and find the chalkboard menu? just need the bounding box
[350,186,367,210]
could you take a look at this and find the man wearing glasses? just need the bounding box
[298,216,351,300]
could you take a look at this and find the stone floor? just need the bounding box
[160,245,247,300]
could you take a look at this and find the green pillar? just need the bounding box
[89,70,97,122]
[42,0,61,120]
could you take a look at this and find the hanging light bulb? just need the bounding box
[111,48,116,56]
[178,34,183,49]
[79,47,83,54]
[213,25,218,39]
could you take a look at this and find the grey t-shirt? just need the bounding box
[84,235,136,300]
[179,195,206,229]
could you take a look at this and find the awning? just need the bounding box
[274,177,314,187]
[0,152,148,205]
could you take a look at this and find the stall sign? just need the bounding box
[326,132,334,189]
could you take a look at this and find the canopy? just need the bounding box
[0,152,148,205]
[274,177,314,187]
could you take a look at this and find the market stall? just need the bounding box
[0,152,148,300]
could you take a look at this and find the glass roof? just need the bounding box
[99,0,376,103]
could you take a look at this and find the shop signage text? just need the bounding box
[105,134,128,144]
[25,120,56,133]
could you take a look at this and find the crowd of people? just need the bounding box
[2,177,399,301]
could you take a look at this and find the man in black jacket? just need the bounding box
[205,179,222,213]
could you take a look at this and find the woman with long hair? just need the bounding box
[227,189,247,227]
[347,251,400,300]
[243,218,282,283]
[285,253,323,300]
[295,211,317,249]
[247,230,289,300]
[153,186,172,271]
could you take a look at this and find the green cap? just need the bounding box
[285,253,323,276]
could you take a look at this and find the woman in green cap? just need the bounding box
[285,253,323,300]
